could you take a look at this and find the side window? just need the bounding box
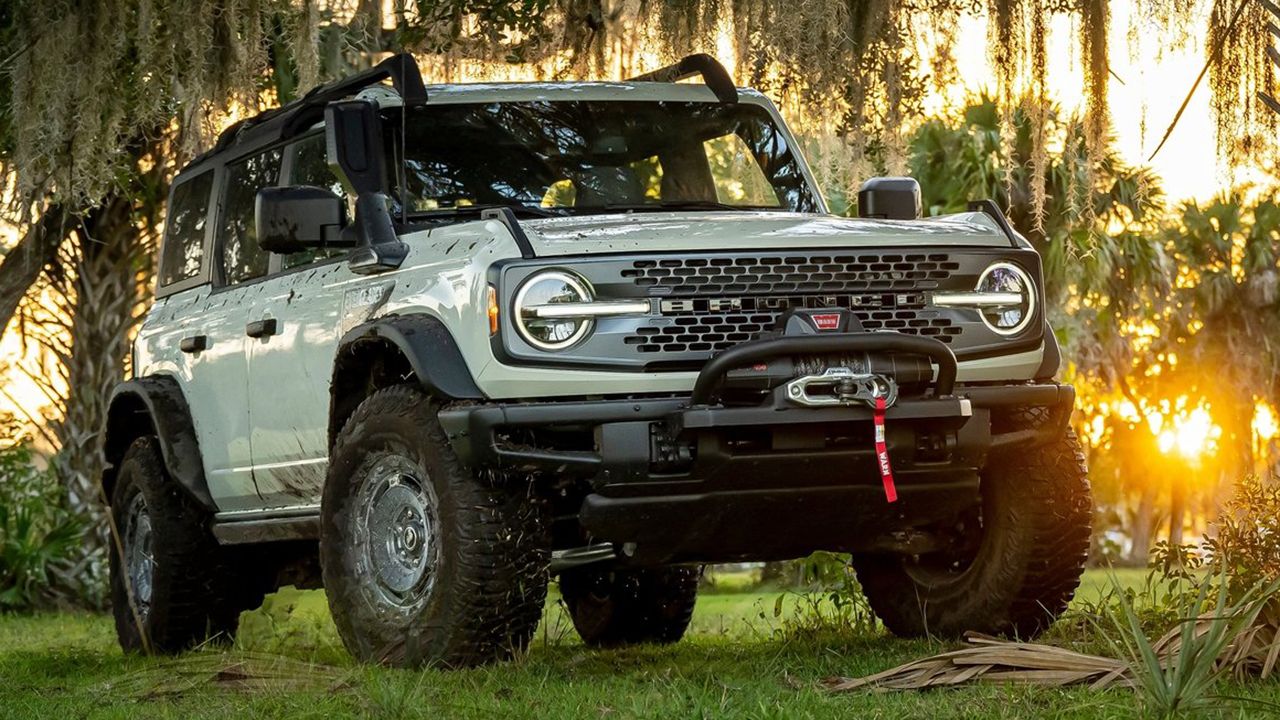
[702,133,780,207]
[159,171,213,287]
[218,149,282,284]
[282,134,348,269]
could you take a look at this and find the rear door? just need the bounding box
[194,147,282,510]
[139,169,255,512]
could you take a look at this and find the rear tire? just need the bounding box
[321,386,550,668]
[559,565,700,647]
[109,437,255,653]
[853,427,1091,639]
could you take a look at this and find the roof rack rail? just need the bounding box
[208,52,427,156]
[628,53,738,104]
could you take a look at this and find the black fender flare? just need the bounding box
[103,375,215,511]
[1034,322,1062,380]
[330,314,485,440]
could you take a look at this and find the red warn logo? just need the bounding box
[811,313,842,331]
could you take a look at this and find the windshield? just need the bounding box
[387,100,818,216]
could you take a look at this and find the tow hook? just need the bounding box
[784,367,899,409]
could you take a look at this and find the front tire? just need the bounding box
[109,437,252,653]
[559,566,700,647]
[321,386,550,668]
[853,426,1091,639]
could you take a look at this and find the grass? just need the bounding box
[1,569,1276,719]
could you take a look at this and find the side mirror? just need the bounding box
[255,185,349,254]
[857,177,922,220]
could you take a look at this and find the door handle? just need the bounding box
[179,335,208,353]
[246,318,279,339]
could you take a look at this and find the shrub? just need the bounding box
[1097,572,1275,719]
[0,439,83,610]
[775,552,879,640]
[1203,474,1280,598]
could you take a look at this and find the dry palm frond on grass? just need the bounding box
[106,651,354,700]
[822,633,1134,693]
[1149,604,1280,683]
[825,595,1280,694]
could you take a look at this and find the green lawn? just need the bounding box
[1,568,1274,719]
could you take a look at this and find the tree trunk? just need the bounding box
[0,205,74,336]
[39,194,151,607]
[1130,485,1155,566]
[1168,476,1186,549]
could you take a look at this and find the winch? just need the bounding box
[784,366,898,408]
[717,307,929,404]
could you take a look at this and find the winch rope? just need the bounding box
[873,395,898,503]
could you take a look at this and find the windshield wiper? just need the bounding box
[583,200,780,213]
[406,203,566,219]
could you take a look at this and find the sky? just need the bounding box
[941,6,1230,203]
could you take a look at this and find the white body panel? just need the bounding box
[245,263,356,506]
[138,288,259,510]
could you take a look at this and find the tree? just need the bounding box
[0,0,1274,603]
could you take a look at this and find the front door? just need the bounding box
[245,132,362,508]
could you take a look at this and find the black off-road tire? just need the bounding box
[109,437,255,653]
[320,385,550,668]
[852,426,1091,639]
[559,565,700,647]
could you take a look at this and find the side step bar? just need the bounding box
[212,506,320,545]
[212,506,618,575]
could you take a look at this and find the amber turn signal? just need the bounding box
[487,285,500,335]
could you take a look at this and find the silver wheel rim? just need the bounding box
[123,493,154,622]
[356,454,440,608]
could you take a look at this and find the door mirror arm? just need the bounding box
[346,192,408,275]
[324,99,407,274]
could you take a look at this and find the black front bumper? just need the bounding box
[438,334,1074,564]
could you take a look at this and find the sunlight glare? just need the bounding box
[1156,406,1221,461]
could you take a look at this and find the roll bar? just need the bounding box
[629,53,739,104]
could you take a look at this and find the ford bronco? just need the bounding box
[103,53,1091,667]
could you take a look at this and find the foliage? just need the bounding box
[1095,572,1275,718]
[1051,566,1200,652]
[770,553,879,640]
[0,436,82,610]
[4,1,1271,220]
[1199,475,1280,599]
[907,96,1164,262]
[235,585,347,663]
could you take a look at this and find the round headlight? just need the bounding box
[975,262,1035,335]
[514,270,594,350]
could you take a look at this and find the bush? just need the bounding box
[775,552,878,640]
[0,439,82,610]
[1203,474,1280,598]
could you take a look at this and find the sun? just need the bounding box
[1156,406,1220,462]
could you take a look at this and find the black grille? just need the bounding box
[620,253,960,295]
[620,252,964,354]
[625,297,961,354]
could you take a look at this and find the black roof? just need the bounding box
[185,53,426,170]
[179,52,737,174]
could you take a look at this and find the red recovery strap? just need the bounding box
[874,395,898,503]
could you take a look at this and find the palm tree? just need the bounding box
[1162,195,1280,473]
[907,97,1168,311]
[906,97,1183,564]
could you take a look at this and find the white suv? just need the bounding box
[103,54,1091,667]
